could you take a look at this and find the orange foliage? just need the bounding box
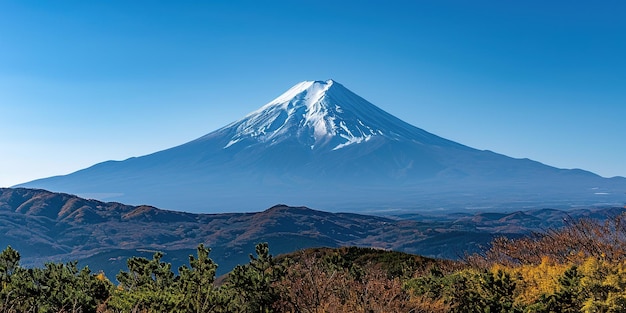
[274,251,439,313]
[475,213,626,267]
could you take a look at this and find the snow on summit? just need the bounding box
[223,79,404,150]
[18,79,626,214]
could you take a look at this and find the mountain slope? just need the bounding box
[2,188,623,276]
[0,188,471,274]
[17,80,626,213]
[1,188,413,257]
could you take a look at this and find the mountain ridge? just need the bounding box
[2,187,623,276]
[16,80,626,213]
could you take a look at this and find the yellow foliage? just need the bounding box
[491,256,626,310]
[577,257,626,312]
[95,272,107,281]
[490,256,571,305]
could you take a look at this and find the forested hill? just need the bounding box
[1,187,623,276]
[3,213,626,313]
[0,187,464,273]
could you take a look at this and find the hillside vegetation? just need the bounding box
[4,187,624,276]
[2,213,626,312]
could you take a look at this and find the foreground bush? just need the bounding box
[3,212,626,312]
[0,246,112,313]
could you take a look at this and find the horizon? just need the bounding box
[2,1,626,187]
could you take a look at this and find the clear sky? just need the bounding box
[1,0,625,187]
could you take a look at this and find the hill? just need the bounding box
[1,187,623,276]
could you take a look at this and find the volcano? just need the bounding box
[17,80,626,213]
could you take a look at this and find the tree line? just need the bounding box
[2,213,626,312]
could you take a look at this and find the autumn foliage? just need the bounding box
[2,212,626,312]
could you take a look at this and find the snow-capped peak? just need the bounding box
[220,79,428,151]
[263,79,334,108]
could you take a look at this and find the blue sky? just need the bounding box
[1,0,625,187]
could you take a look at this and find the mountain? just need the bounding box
[16,80,626,213]
[2,188,622,276]
[0,187,481,275]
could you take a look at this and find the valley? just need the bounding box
[2,187,623,277]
